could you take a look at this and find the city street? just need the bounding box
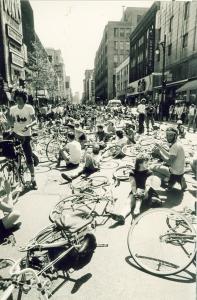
[0,129,196,300]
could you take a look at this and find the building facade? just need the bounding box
[128,2,160,104]
[115,56,129,102]
[0,0,25,99]
[154,1,197,105]
[94,7,148,104]
[65,75,72,103]
[46,48,66,99]
[82,69,95,104]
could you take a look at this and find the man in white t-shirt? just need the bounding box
[188,104,196,132]
[137,98,146,134]
[56,132,81,169]
[155,127,187,191]
[8,90,37,189]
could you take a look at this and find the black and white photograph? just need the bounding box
[0,0,197,299]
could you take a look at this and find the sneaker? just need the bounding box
[31,180,38,190]
[61,173,72,182]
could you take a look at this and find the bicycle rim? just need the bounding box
[49,193,95,222]
[46,139,60,162]
[122,145,137,157]
[113,165,132,181]
[101,146,120,162]
[127,208,196,276]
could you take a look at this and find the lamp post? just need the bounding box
[155,34,166,104]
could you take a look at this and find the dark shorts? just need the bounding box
[0,219,6,233]
[13,133,34,166]
[168,173,184,186]
[66,162,79,169]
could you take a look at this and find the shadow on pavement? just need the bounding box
[125,256,196,283]
[161,189,184,208]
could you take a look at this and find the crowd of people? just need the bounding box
[0,90,196,239]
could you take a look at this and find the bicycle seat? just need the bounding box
[57,209,93,234]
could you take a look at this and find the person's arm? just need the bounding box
[23,107,37,131]
[129,175,137,194]
[159,145,177,165]
[6,109,14,128]
[0,198,13,213]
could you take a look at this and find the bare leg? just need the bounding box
[2,210,20,229]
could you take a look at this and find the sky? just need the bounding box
[30,0,154,97]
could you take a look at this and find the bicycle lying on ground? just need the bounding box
[0,207,107,299]
[127,207,196,276]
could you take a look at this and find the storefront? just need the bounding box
[176,79,197,105]
[0,0,25,96]
[127,74,153,105]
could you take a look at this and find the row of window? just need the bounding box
[114,28,131,38]
[114,41,130,51]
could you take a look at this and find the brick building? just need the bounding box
[115,56,129,103]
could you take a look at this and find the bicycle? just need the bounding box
[0,139,29,191]
[71,175,109,194]
[127,208,196,276]
[0,210,99,299]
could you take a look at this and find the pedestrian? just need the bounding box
[137,98,146,134]
[145,102,155,134]
[188,104,196,132]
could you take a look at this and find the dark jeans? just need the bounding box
[138,113,145,134]
[13,133,34,166]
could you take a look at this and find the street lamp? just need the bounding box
[156,34,166,104]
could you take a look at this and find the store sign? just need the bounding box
[137,79,146,92]
[147,28,154,72]
[3,0,21,23]
[11,53,24,67]
[7,25,22,45]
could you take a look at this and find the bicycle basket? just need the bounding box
[0,140,17,159]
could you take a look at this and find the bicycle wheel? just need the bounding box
[122,145,137,157]
[127,208,196,276]
[49,193,95,223]
[113,165,132,181]
[46,139,60,162]
[101,145,122,162]
[72,176,109,193]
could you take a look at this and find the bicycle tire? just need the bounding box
[46,138,60,162]
[127,208,196,276]
[113,165,132,181]
[71,176,109,192]
[122,145,137,157]
[49,193,95,223]
[101,145,122,162]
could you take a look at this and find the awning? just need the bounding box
[176,79,197,92]
[154,79,188,89]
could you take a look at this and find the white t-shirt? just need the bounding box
[116,136,128,148]
[188,106,195,116]
[66,140,81,164]
[169,141,185,175]
[10,104,35,136]
[137,104,145,114]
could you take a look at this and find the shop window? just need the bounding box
[168,44,172,56]
[183,33,188,48]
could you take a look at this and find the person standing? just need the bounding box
[188,104,196,132]
[7,90,37,189]
[145,102,155,134]
[137,98,146,134]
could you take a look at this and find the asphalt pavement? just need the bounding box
[0,128,196,300]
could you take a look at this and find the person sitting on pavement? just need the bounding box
[177,120,186,138]
[56,132,82,169]
[124,122,136,144]
[74,121,87,149]
[153,127,187,191]
[95,125,109,149]
[0,179,21,239]
[61,144,101,182]
[106,121,116,137]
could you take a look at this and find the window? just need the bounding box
[120,28,125,37]
[125,42,130,50]
[158,28,161,41]
[119,55,124,63]
[114,55,118,63]
[114,41,118,50]
[168,44,172,56]
[169,16,173,32]
[183,33,188,48]
[125,29,130,38]
[184,2,190,20]
[137,15,142,23]
[114,28,119,37]
[120,41,124,50]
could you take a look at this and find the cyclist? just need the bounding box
[56,132,82,169]
[95,125,109,149]
[7,90,38,189]
[154,127,187,191]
